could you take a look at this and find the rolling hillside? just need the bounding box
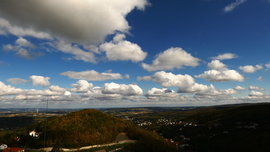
[17,109,178,152]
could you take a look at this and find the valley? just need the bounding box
[1,103,270,152]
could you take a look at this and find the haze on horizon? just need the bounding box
[0,0,269,109]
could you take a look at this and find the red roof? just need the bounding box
[3,147,24,152]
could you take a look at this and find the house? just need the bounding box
[3,147,24,152]
[0,144,8,150]
[29,130,39,138]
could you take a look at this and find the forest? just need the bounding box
[1,109,178,152]
[141,104,270,152]
[1,104,270,152]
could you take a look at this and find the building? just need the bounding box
[0,144,8,150]
[3,147,24,152]
[29,130,39,138]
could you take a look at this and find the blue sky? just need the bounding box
[0,0,270,108]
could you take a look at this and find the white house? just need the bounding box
[0,144,8,150]
[29,130,39,138]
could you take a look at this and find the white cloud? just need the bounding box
[138,72,240,99]
[25,89,62,96]
[49,85,66,93]
[265,63,270,70]
[70,80,93,93]
[84,87,122,100]
[137,71,213,93]
[113,33,126,43]
[29,75,50,87]
[14,94,42,100]
[15,37,36,49]
[142,47,200,72]
[138,71,195,88]
[146,88,178,98]
[223,0,247,13]
[7,78,29,84]
[257,76,263,81]
[0,0,149,45]
[0,81,24,96]
[249,91,264,96]
[54,40,96,63]
[195,69,244,82]
[2,44,14,51]
[199,60,244,82]
[207,60,227,70]
[249,85,265,91]
[211,53,238,60]
[99,34,147,62]
[64,91,71,96]
[102,82,143,96]
[2,38,44,60]
[239,65,263,73]
[234,86,245,90]
[16,48,44,60]
[60,70,127,81]
[195,87,239,96]
[181,83,216,94]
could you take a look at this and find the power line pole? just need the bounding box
[43,97,48,151]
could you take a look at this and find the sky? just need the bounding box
[0,0,270,108]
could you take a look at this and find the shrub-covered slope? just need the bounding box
[181,104,270,152]
[18,109,177,152]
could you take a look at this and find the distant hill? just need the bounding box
[179,104,270,152]
[17,109,178,152]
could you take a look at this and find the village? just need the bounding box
[130,116,261,149]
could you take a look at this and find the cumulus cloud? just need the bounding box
[137,71,213,93]
[223,0,247,13]
[257,76,263,81]
[49,85,66,93]
[249,85,265,91]
[195,87,239,97]
[146,88,178,98]
[102,82,143,96]
[29,75,50,87]
[84,87,123,100]
[138,71,195,88]
[142,47,200,72]
[2,37,44,60]
[15,37,36,49]
[113,33,126,43]
[7,78,29,84]
[234,86,245,90]
[0,81,24,96]
[2,44,14,51]
[64,91,71,96]
[265,63,270,70]
[54,40,96,63]
[70,80,93,93]
[25,89,63,96]
[211,53,238,60]
[0,0,149,45]
[16,48,44,59]
[207,60,227,70]
[195,69,244,82]
[239,65,263,73]
[99,33,147,62]
[60,70,128,81]
[249,91,264,96]
[197,60,245,82]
